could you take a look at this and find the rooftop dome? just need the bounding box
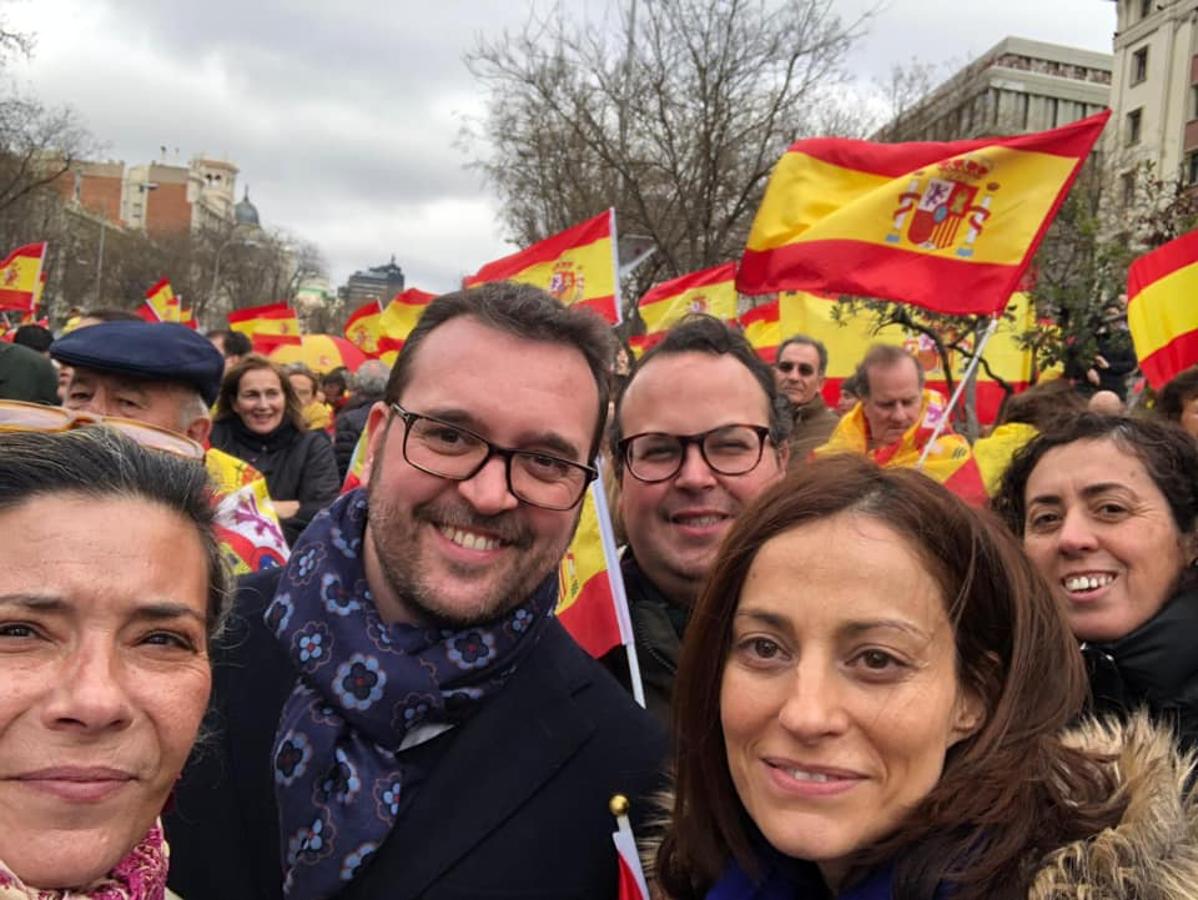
[234,187,260,227]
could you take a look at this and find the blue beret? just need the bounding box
[51,321,226,405]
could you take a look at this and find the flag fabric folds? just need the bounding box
[376,288,437,365]
[638,262,737,333]
[269,334,369,374]
[205,448,290,574]
[1127,229,1198,389]
[556,481,630,659]
[814,389,987,505]
[138,278,181,323]
[0,243,47,312]
[465,210,621,323]
[738,111,1110,316]
[228,302,301,342]
[343,299,384,355]
[739,300,781,362]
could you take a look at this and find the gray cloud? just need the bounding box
[8,0,1119,294]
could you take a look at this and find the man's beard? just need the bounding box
[366,469,575,630]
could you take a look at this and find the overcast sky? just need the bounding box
[6,0,1115,295]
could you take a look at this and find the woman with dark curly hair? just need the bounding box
[1156,365,1198,438]
[993,412,1198,751]
[655,454,1198,900]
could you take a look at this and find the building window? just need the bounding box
[1140,0,1153,19]
[1126,107,1143,145]
[1132,46,1149,85]
[1188,152,1198,185]
[1192,84,1198,120]
[1121,172,1136,206]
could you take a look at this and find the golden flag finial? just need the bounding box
[609,793,630,817]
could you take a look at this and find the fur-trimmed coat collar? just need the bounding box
[649,714,1198,899]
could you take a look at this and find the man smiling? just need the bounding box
[166,284,666,899]
[606,316,789,722]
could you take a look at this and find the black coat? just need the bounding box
[1084,585,1198,753]
[210,417,340,544]
[165,569,668,899]
[334,401,372,480]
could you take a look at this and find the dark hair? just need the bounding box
[0,428,231,639]
[384,281,614,459]
[1157,366,1198,423]
[659,455,1125,900]
[994,379,1086,430]
[284,363,320,396]
[214,354,305,431]
[857,344,924,397]
[839,371,864,399]
[11,324,52,352]
[777,333,828,374]
[610,314,790,465]
[204,329,251,357]
[993,413,1198,543]
[321,368,348,396]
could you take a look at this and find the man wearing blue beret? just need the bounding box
[51,320,290,572]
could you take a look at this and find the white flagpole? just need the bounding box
[608,207,624,325]
[592,458,646,708]
[916,315,1000,470]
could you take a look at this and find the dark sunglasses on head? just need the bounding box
[776,361,816,376]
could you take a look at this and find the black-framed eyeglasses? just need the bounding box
[618,424,772,483]
[776,360,817,377]
[389,403,596,511]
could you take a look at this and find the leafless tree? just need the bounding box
[465,0,871,309]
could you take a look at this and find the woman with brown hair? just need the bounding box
[655,455,1198,900]
[211,354,340,544]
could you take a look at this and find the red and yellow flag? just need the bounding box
[0,243,47,312]
[343,299,384,356]
[228,302,301,344]
[465,210,620,323]
[627,332,665,359]
[638,262,737,333]
[376,288,437,365]
[137,278,181,323]
[738,111,1110,316]
[1127,229,1198,389]
[739,299,781,362]
[815,390,987,505]
[557,480,630,659]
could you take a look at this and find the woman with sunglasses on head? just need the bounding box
[211,355,340,545]
[654,455,1198,899]
[0,427,231,898]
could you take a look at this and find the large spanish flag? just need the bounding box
[376,288,437,365]
[557,478,633,660]
[740,299,781,362]
[343,299,384,356]
[1127,229,1198,389]
[739,111,1110,316]
[638,262,737,333]
[137,278,181,323]
[228,302,301,342]
[0,243,46,312]
[465,210,620,323]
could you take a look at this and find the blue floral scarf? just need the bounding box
[265,490,556,899]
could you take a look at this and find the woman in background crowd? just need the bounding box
[284,363,334,432]
[973,378,1085,496]
[211,355,339,545]
[655,455,1197,899]
[0,427,230,897]
[995,413,1198,750]
[1157,365,1198,439]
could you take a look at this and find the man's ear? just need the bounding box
[359,401,392,487]
[185,415,212,446]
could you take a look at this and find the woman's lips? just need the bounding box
[11,766,136,803]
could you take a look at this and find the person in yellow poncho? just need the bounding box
[814,344,987,505]
[284,363,334,431]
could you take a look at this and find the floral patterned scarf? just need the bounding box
[267,490,556,899]
[0,821,168,899]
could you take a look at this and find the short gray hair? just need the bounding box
[0,428,231,640]
[353,359,391,398]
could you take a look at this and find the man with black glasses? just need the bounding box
[605,315,790,723]
[775,333,839,463]
[166,283,666,900]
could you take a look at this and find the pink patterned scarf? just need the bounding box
[0,821,169,900]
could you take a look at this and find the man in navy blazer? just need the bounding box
[166,283,667,899]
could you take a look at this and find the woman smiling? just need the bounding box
[655,455,1198,899]
[0,427,230,897]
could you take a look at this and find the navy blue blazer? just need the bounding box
[166,569,668,899]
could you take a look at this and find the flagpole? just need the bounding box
[592,459,646,708]
[608,207,624,325]
[916,315,1000,470]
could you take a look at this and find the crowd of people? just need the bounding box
[1,284,1197,899]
